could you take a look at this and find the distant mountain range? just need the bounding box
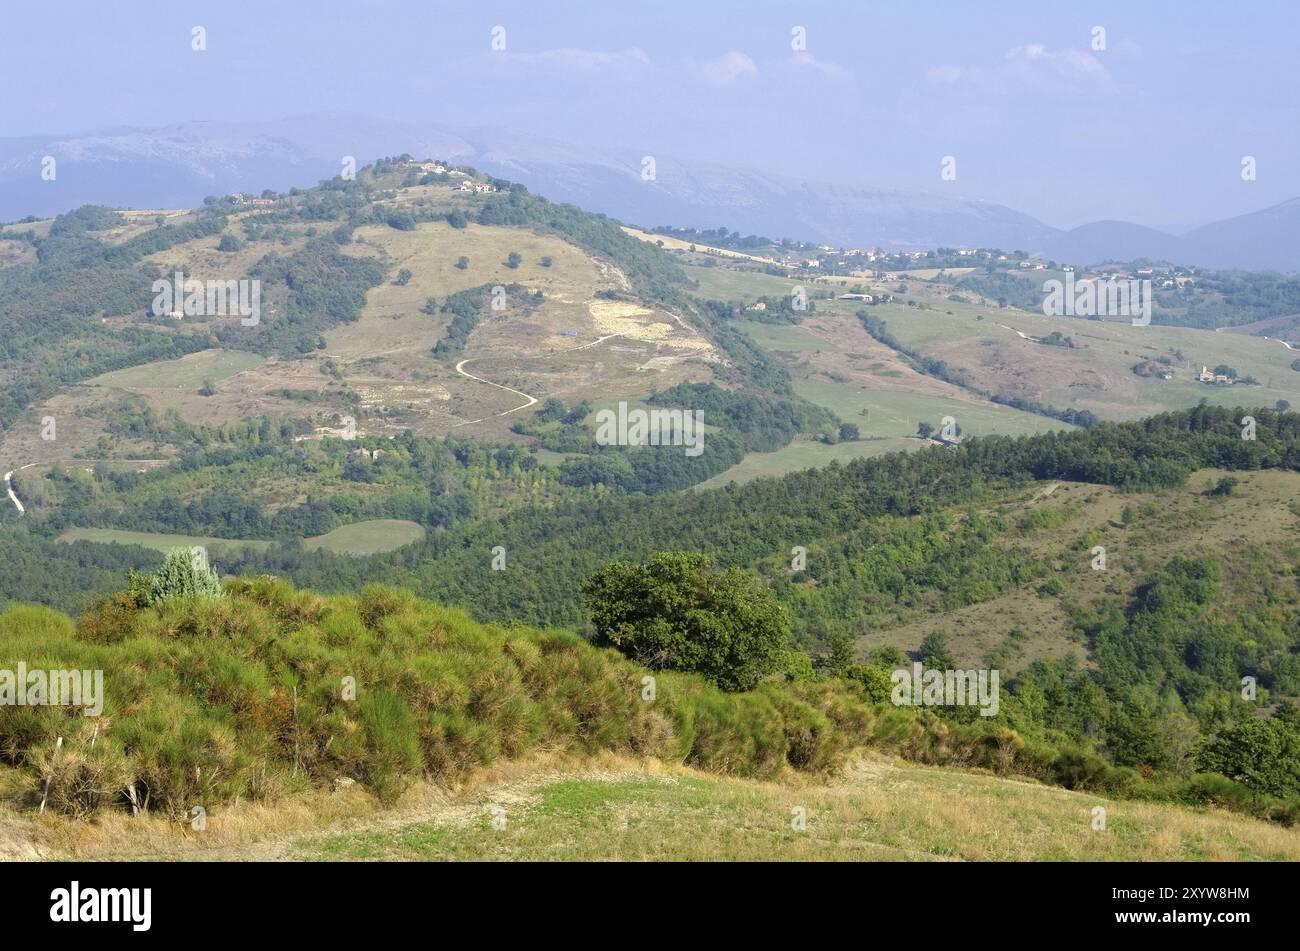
[2,112,1296,273]
[1043,202,1300,273]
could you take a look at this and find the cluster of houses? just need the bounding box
[400,158,497,193]
[1092,265,1195,288]
[347,446,385,462]
[950,248,1016,263]
[1198,366,1237,385]
[798,246,927,271]
[800,246,1030,274]
[230,193,277,207]
[837,292,895,304]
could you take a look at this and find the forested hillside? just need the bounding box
[3,164,1300,846]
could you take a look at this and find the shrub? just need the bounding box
[683,689,788,778]
[761,685,845,773]
[356,689,423,803]
[582,552,788,691]
[34,740,131,819]
[4,578,846,815]
[145,548,223,605]
[844,663,893,704]
[1051,747,1114,790]
[782,650,817,682]
[919,632,954,668]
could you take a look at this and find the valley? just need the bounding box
[9,0,1300,896]
[2,158,1300,869]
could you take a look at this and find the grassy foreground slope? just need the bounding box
[295,756,1300,862]
[12,753,1299,861]
[3,570,1300,861]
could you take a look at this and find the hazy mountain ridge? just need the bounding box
[1043,201,1300,272]
[2,113,1296,272]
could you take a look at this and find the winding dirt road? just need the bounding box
[452,358,538,426]
[3,463,35,516]
[450,332,631,427]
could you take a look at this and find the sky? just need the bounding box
[2,0,1298,231]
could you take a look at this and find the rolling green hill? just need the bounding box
[4,170,1300,864]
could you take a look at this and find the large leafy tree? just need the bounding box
[1197,704,1300,797]
[582,552,788,691]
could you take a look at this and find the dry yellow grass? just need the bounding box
[142,215,306,279]
[620,226,782,265]
[7,752,1297,862]
[588,300,672,340]
[588,300,715,354]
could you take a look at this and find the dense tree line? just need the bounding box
[199,404,1300,633]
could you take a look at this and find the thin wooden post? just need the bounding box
[39,736,63,814]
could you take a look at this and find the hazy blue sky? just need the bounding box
[4,0,1297,230]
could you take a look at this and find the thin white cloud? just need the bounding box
[927,64,964,84]
[1006,44,1109,80]
[509,47,650,70]
[789,51,849,79]
[696,51,758,85]
[928,43,1110,91]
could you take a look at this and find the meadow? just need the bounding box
[734,317,1069,439]
[15,751,1299,862]
[292,755,1300,862]
[56,518,426,556]
[89,350,266,390]
[869,295,1300,420]
[676,255,1300,428]
[695,436,921,488]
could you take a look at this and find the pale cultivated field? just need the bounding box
[99,208,192,245]
[736,315,1067,438]
[326,220,715,439]
[872,289,1300,421]
[620,225,784,265]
